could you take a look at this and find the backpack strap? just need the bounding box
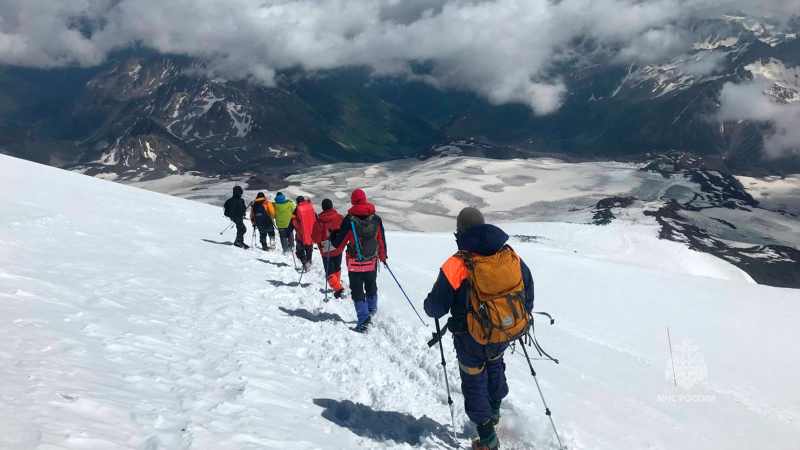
[350,218,364,261]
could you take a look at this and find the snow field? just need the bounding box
[2,154,800,449]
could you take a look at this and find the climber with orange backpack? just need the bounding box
[250,192,276,251]
[424,207,534,450]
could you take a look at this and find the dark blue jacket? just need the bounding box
[424,224,534,426]
[424,224,534,321]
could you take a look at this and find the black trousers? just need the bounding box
[322,253,343,276]
[349,269,377,302]
[296,242,314,264]
[256,220,275,247]
[232,217,246,244]
[278,228,294,253]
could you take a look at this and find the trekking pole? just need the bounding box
[219,222,234,235]
[434,318,458,444]
[383,263,427,326]
[519,339,565,450]
[324,249,331,302]
[251,229,256,249]
[291,249,298,270]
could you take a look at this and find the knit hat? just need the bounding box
[233,185,243,196]
[322,199,333,211]
[456,207,485,233]
[296,196,305,203]
[256,192,265,199]
[275,194,286,202]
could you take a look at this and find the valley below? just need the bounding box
[115,153,800,289]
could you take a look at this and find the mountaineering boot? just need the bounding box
[233,241,250,249]
[366,294,378,316]
[472,419,499,450]
[334,289,345,299]
[490,400,502,429]
[471,438,499,450]
[303,261,312,272]
[354,317,372,333]
[354,300,371,332]
[270,236,276,249]
[262,243,269,251]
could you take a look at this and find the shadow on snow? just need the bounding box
[278,307,354,325]
[267,279,310,288]
[201,239,233,246]
[313,398,456,447]
[257,258,291,268]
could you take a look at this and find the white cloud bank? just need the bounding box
[0,0,799,115]
[718,80,800,159]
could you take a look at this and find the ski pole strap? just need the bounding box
[534,339,559,364]
[533,311,555,325]
[526,330,560,364]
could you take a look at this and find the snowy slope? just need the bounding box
[1,154,799,450]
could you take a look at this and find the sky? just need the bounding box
[0,0,799,154]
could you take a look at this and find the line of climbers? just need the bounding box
[224,186,388,333]
[224,186,552,450]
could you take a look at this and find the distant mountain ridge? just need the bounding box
[0,13,798,179]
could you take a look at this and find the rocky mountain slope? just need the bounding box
[428,14,800,172]
[0,14,798,180]
[595,153,800,288]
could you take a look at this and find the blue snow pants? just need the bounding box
[453,333,510,425]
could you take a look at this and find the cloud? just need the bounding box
[615,26,689,64]
[681,51,727,75]
[718,79,800,159]
[0,0,799,114]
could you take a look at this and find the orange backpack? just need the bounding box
[456,245,531,345]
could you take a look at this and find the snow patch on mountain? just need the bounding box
[723,14,798,47]
[226,103,253,137]
[693,36,740,50]
[746,59,800,103]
